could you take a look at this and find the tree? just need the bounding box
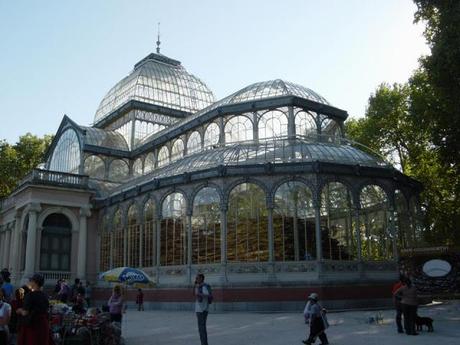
[345,74,459,246]
[413,0,460,175]
[0,133,53,198]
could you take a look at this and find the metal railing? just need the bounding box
[39,271,72,283]
[18,169,89,189]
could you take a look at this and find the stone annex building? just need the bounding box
[0,49,423,310]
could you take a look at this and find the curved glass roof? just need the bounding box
[107,138,388,196]
[136,79,330,148]
[81,126,129,151]
[94,53,216,124]
[219,79,330,106]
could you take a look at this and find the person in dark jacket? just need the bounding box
[302,293,329,345]
[16,273,50,345]
[395,277,418,336]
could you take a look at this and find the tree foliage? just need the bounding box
[0,133,53,198]
[345,1,460,245]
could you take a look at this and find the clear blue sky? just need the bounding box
[0,0,429,144]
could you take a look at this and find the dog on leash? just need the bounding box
[415,315,434,332]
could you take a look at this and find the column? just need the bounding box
[353,208,362,261]
[287,106,295,139]
[219,206,228,283]
[267,207,274,263]
[186,213,193,284]
[23,203,41,278]
[139,224,143,268]
[314,206,322,261]
[77,206,91,279]
[10,214,21,278]
[389,210,398,260]
[3,227,11,269]
[155,218,161,282]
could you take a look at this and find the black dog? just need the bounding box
[415,316,434,332]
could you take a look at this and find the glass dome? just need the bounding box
[94,53,216,124]
[219,79,330,106]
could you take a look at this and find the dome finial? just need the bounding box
[156,22,161,54]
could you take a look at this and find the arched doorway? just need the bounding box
[40,213,72,271]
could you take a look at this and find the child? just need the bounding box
[136,288,144,311]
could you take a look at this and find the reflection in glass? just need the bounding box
[359,185,391,260]
[227,183,268,262]
[258,110,288,140]
[84,155,105,179]
[108,159,129,182]
[49,129,81,173]
[274,182,316,261]
[161,193,186,265]
[192,187,221,264]
[225,115,253,143]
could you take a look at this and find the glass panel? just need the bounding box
[84,155,105,179]
[295,110,317,137]
[144,153,155,173]
[274,182,316,261]
[187,131,202,155]
[133,158,143,177]
[157,146,169,167]
[258,110,288,140]
[171,139,185,162]
[192,187,221,264]
[227,183,268,262]
[112,209,124,268]
[108,159,129,182]
[161,193,187,266]
[143,200,156,267]
[49,128,81,173]
[359,185,391,260]
[204,122,220,148]
[225,115,253,143]
[127,205,140,267]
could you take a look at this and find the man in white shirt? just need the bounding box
[194,273,209,345]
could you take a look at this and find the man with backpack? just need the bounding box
[194,273,212,345]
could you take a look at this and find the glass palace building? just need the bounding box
[0,51,423,310]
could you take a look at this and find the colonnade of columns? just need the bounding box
[0,203,92,284]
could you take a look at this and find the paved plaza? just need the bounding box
[122,301,460,345]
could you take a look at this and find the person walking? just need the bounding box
[194,274,210,345]
[16,273,51,345]
[136,289,144,311]
[0,288,12,345]
[302,293,329,345]
[392,275,405,333]
[395,277,418,336]
[108,285,124,323]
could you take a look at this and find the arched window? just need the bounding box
[144,153,155,173]
[274,182,315,261]
[99,213,111,271]
[133,158,143,177]
[258,110,288,140]
[112,209,124,267]
[108,159,129,182]
[171,139,185,162]
[192,187,221,264]
[395,190,410,249]
[49,128,81,173]
[40,213,72,271]
[161,193,187,266]
[157,146,169,167]
[360,185,391,260]
[204,123,220,148]
[321,182,355,260]
[225,116,253,143]
[227,183,268,262]
[127,205,140,267]
[295,111,317,137]
[322,119,342,142]
[84,155,105,179]
[143,200,157,267]
[187,131,202,155]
